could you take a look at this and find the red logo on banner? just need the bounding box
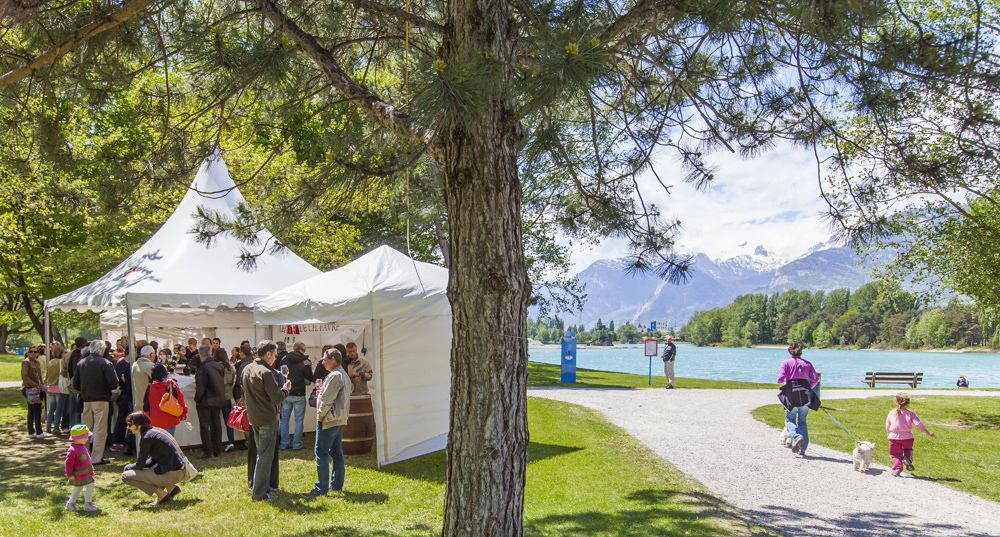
[294,325,300,334]
[286,325,293,334]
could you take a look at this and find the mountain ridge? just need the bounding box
[556,241,875,330]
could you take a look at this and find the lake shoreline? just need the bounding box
[529,342,999,353]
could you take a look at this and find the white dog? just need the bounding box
[853,441,876,472]
[779,427,793,447]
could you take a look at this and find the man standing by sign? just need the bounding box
[661,336,676,389]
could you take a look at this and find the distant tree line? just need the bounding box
[679,282,1000,350]
[527,316,666,345]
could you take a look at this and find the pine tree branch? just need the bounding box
[599,0,679,47]
[345,0,444,34]
[257,0,439,159]
[0,0,163,90]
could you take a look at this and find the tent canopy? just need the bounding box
[254,245,449,325]
[254,245,452,466]
[46,153,322,312]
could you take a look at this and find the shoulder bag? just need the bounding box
[227,398,251,432]
[157,427,199,482]
[159,381,184,417]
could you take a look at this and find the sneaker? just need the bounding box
[224,443,235,453]
[253,493,278,501]
[92,459,109,466]
[792,437,803,453]
[665,385,674,389]
[268,487,281,495]
[892,469,902,477]
[35,432,52,439]
[82,502,98,512]
[110,444,124,452]
[65,502,78,511]
[301,489,327,498]
[799,451,807,457]
[53,429,63,435]
[279,444,290,450]
[167,486,181,500]
[903,458,914,471]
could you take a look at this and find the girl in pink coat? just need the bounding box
[886,392,934,477]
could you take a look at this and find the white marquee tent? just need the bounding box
[254,245,452,466]
[44,152,323,445]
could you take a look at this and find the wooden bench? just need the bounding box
[863,372,923,388]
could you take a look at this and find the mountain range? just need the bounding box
[559,240,880,330]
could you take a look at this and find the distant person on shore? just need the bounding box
[956,376,969,388]
[661,336,676,389]
[886,392,934,477]
[777,342,819,457]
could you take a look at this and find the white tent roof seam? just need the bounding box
[45,152,322,313]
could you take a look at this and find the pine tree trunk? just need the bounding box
[439,1,530,535]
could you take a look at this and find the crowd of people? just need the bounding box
[19,334,364,510]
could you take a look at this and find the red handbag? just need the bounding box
[227,398,251,432]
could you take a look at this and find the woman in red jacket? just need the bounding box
[143,364,188,435]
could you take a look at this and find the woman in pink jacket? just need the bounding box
[886,392,934,477]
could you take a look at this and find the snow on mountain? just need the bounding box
[546,240,877,330]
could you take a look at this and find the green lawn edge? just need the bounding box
[0,390,777,536]
[528,360,775,389]
[752,396,1000,502]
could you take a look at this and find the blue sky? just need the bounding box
[568,142,836,274]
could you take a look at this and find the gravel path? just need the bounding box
[530,387,1000,537]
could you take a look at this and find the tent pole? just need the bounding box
[126,296,138,453]
[43,306,51,365]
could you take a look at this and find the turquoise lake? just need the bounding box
[528,345,1000,389]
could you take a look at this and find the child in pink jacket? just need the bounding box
[886,392,934,477]
[65,425,98,511]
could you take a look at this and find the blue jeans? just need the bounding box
[280,395,306,449]
[785,405,810,452]
[47,393,68,431]
[312,424,344,493]
[252,422,280,500]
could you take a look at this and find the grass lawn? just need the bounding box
[0,390,776,537]
[528,360,775,389]
[752,396,1000,502]
[1,353,24,383]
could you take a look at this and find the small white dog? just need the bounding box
[779,427,793,447]
[853,441,876,472]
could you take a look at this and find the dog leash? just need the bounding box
[820,407,859,443]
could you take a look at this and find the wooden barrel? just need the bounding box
[343,394,375,455]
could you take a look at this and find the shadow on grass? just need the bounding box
[525,488,769,537]
[281,525,421,537]
[528,442,583,463]
[955,410,1000,429]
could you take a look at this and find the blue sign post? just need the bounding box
[561,331,577,383]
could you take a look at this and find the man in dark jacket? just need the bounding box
[241,340,290,501]
[67,336,88,426]
[73,340,116,464]
[195,346,226,458]
[111,351,135,455]
[279,341,314,450]
[273,340,288,369]
[233,344,254,402]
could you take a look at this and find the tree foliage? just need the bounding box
[680,281,991,349]
[5,0,998,534]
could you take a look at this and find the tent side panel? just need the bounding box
[372,315,452,465]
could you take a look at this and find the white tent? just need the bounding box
[255,245,451,465]
[44,152,323,446]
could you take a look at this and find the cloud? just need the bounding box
[567,142,834,274]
